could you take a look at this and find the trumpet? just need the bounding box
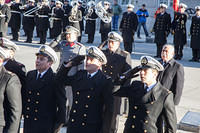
[23,4,41,17]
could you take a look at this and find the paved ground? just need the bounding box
[8,28,200,133]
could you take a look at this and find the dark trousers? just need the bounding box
[68,124,100,133]
[156,43,164,57]
[11,28,20,40]
[78,31,82,42]
[88,33,95,43]
[49,28,53,39]
[124,41,133,54]
[25,29,34,42]
[39,30,47,44]
[192,49,200,60]
[101,32,109,43]
[137,22,149,37]
[112,15,119,31]
[175,44,184,59]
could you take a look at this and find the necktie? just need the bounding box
[37,73,41,80]
[66,42,75,47]
[88,74,91,79]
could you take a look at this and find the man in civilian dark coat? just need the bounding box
[0,47,22,133]
[119,4,138,54]
[99,1,112,43]
[23,45,65,133]
[171,3,187,60]
[101,32,132,133]
[9,0,22,41]
[113,56,177,133]
[153,4,171,58]
[157,44,184,133]
[189,6,200,62]
[0,0,11,37]
[56,46,114,133]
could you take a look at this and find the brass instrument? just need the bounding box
[95,1,112,23]
[69,0,82,22]
[23,4,41,17]
[49,7,56,28]
[84,1,96,20]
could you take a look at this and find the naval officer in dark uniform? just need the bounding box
[119,4,138,54]
[153,4,171,58]
[113,56,177,133]
[101,31,132,133]
[56,46,114,133]
[171,3,187,60]
[189,6,200,62]
[23,45,65,133]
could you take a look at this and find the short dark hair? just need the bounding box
[142,4,146,7]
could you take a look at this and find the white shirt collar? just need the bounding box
[37,69,48,79]
[3,60,8,66]
[88,70,98,78]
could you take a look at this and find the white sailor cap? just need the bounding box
[195,6,200,10]
[179,3,187,9]
[104,1,110,5]
[108,32,123,42]
[0,47,9,59]
[0,38,19,52]
[140,56,164,71]
[29,0,35,3]
[56,0,63,5]
[65,26,80,35]
[127,4,134,9]
[36,45,58,64]
[87,46,107,65]
[160,3,168,9]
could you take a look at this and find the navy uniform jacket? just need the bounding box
[171,12,187,46]
[153,12,171,45]
[23,68,65,133]
[119,11,138,42]
[113,81,177,133]
[190,16,200,49]
[9,2,22,30]
[56,65,114,133]
[158,59,184,105]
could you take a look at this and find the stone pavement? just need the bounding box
[7,29,199,133]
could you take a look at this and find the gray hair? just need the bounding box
[162,44,175,56]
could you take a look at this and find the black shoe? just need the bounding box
[189,58,196,62]
[138,36,142,39]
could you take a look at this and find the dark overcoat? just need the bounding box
[190,16,200,49]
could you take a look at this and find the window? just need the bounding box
[159,0,173,7]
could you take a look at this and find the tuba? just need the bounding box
[84,1,96,20]
[69,0,82,22]
[95,1,112,23]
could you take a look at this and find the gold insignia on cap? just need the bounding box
[88,47,94,54]
[110,33,114,38]
[40,46,45,52]
[141,57,148,65]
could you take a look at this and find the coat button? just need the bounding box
[145,120,148,124]
[28,91,31,94]
[133,115,136,119]
[35,109,38,112]
[104,70,106,73]
[134,106,137,110]
[26,115,29,118]
[131,125,135,128]
[26,107,30,110]
[83,114,87,117]
[37,92,40,96]
[75,101,78,104]
[85,104,89,108]
[110,72,112,75]
[87,95,90,98]
[82,123,85,126]
[146,111,150,114]
[150,102,154,104]
[71,119,74,122]
[73,110,76,113]
[34,118,37,121]
[144,129,147,133]
[90,88,93,90]
[36,101,39,104]
[77,91,80,95]
[27,99,31,102]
